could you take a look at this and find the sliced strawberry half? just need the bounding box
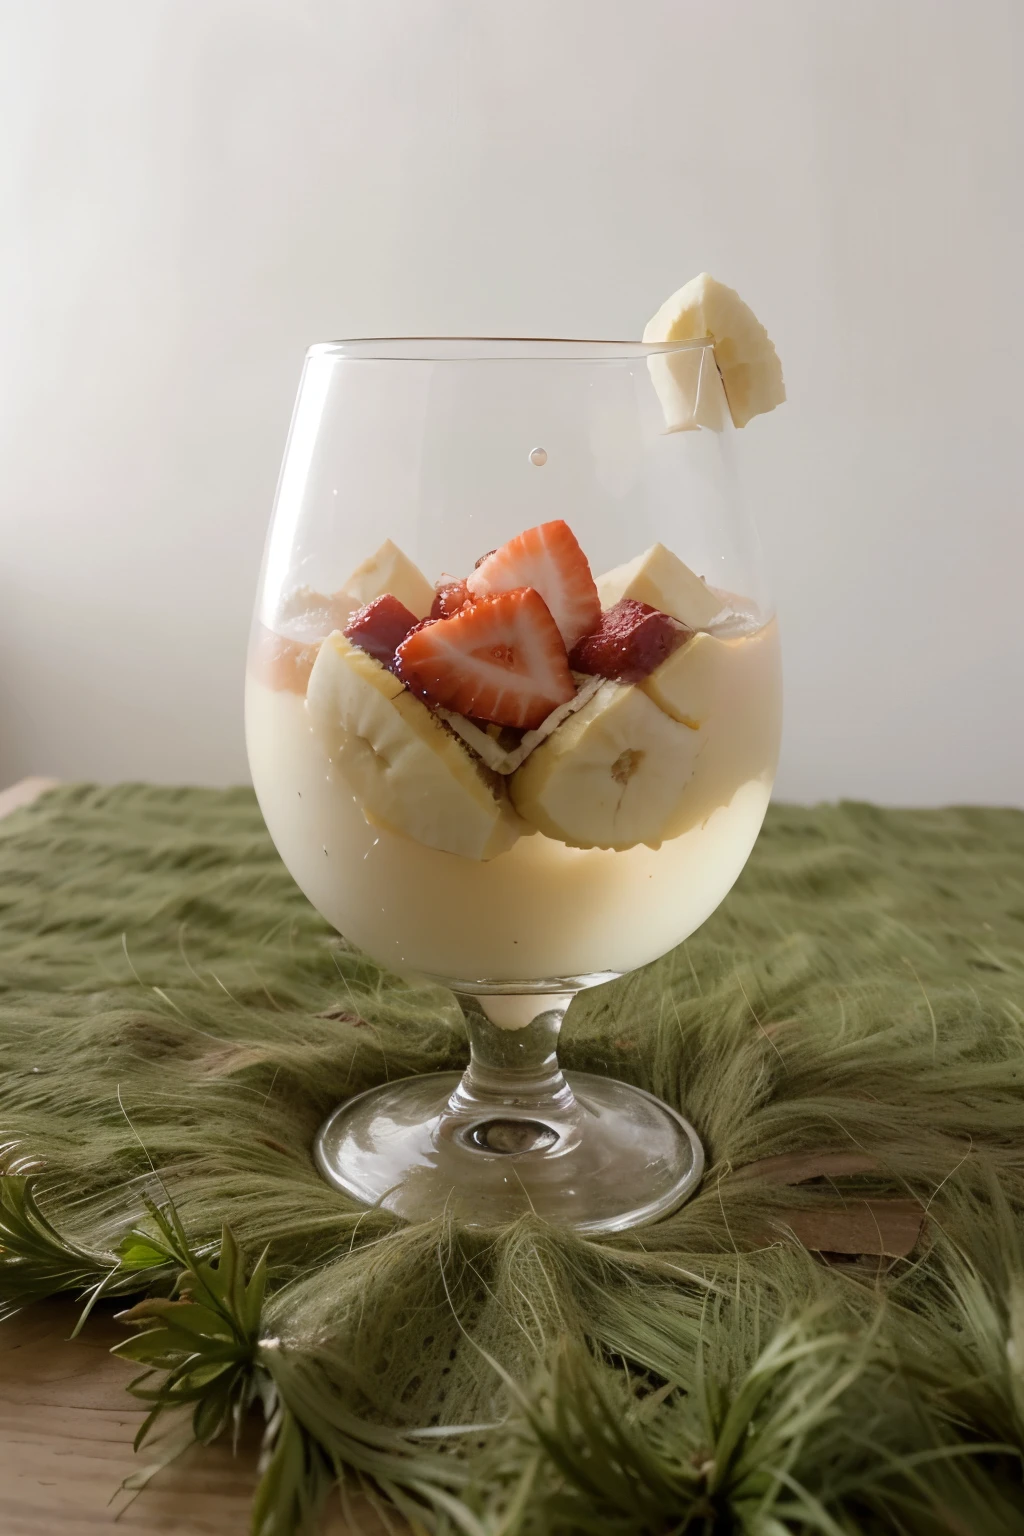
[395,587,575,730]
[466,520,600,650]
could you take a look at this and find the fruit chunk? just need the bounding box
[343,594,419,667]
[643,273,785,430]
[333,540,434,622]
[596,544,723,630]
[251,624,321,694]
[467,520,600,649]
[306,633,519,861]
[275,586,354,639]
[430,578,471,619]
[641,630,726,729]
[510,680,699,850]
[569,599,690,683]
[644,340,728,434]
[396,587,575,731]
[641,624,782,840]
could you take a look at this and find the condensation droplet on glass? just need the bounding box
[529,447,547,466]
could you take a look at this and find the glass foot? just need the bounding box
[314,1069,703,1234]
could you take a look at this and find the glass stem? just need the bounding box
[445,993,577,1134]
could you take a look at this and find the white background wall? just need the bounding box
[1,0,1021,805]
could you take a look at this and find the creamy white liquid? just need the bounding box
[245,621,781,985]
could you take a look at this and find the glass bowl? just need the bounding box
[246,337,781,1232]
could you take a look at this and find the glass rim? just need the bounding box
[306,336,714,362]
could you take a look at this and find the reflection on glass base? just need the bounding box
[421,972,623,995]
[314,1070,704,1234]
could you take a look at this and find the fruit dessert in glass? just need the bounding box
[246,276,784,1231]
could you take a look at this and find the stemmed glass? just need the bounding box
[246,338,781,1233]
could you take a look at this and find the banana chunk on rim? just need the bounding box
[644,273,785,431]
[307,632,519,861]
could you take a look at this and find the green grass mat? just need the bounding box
[1,785,1024,1533]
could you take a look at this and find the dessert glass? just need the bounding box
[246,338,781,1233]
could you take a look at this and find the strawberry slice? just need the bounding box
[467,520,600,649]
[396,587,575,730]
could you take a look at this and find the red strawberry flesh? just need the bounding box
[344,594,419,667]
[467,519,600,649]
[569,599,691,683]
[396,587,575,730]
[430,577,471,620]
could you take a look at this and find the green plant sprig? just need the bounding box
[0,1166,170,1326]
[109,1199,318,1531]
[458,1294,1024,1536]
[113,1198,270,1454]
[111,1197,483,1536]
[0,1172,109,1318]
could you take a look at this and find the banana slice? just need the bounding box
[643,624,782,840]
[307,633,519,861]
[640,630,720,728]
[510,680,699,850]
[596,544,724,630]
[645,341,728,434]
[644,273,785,430]
[333,539,434,622]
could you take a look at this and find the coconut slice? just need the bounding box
[435,674,604,775]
